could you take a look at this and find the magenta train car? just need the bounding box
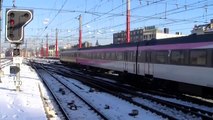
[60,34,213,96]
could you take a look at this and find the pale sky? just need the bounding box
[2,0,213,48]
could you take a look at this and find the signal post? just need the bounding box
[5,8,33,91]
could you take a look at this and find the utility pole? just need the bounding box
[13,0,16,8]
[0,0,3,83]
[55,28,58,58]
[126,0,130,43]
[46,34,48,58]
[40,39,44,57]
[78,15,82,48]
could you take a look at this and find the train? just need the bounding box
[60,33,213,97]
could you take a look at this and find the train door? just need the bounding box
[144,51,154,76]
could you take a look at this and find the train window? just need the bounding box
[128,51,136,62]
[95,53,98,59]
[87,53,90,59]
[98,53,101,59]
[171,50,185,64]
[133,51,136,62]
[155,51,168,64]
[117,52,123,61]
[138,51,145,62]
[93,53,96,59]
[127,51,132,61]
[106,52,110,60]
[111,52,116,60]
[101,52,105,59]
[151,52,156,63]
[190,50,207,66]
[127,51,131,61]
[88,53,91,59]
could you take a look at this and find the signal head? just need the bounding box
[5,9,33,44]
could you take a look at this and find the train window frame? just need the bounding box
[189,49,207,66]
[170,50,186,65]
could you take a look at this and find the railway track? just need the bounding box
[32,62,108,120]
[1,59,12,69]
[31,63,70,120]
[46,63,213,120]
[50,63,213,107]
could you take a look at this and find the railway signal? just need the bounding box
[13,48,20,56]
[5,9,33,43]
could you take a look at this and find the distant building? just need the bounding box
[113,26,184,44]
[48,45,59,57]
[19,48,35,58]
[64,43,72,49]
[83,41,92,48]
[72,41,92,48]
[191,19,213,35]
[113,29,143,44]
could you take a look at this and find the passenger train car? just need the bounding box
[60,34,213,96]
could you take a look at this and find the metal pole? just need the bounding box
[0,0,3,83]
[13,0,15,8]
[46,34,48,58]
[126,0,130,43]
[41,39,43,57]
[55,28,58,58]
[15,44,21,91]
[78,15,82,48]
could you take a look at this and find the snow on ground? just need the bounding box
[0,63,46,120]
[143,93,213,113]
[54,74,164,120]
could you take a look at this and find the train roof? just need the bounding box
[80,34,213,50]
[143,33,213,46]
[63,33,213,51]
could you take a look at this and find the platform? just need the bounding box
[0,63,46,120]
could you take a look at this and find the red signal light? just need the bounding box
[10,19,15,26]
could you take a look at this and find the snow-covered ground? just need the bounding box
[0,62,46,120]
[41,70,164,120]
